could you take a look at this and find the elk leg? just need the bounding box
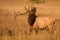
[35,27,39,34]
[48,24,54,40]
[35,29,38,34]
[29,27,32,35]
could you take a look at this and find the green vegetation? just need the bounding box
[29,0,45,4]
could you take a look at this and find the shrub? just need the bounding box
[29,0,45,4]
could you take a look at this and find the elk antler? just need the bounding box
[24,4,33,12]
[14,10,29,20]
[14,11,21,20]
[14,5,33,20]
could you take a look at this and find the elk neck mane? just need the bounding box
[27,7,37,27]
[28,14,37,27]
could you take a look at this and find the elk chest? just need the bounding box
[28,14,37,26]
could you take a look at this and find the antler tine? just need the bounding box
[14,11,18,20]
[28,5,30,11]
[17,11,29,15]
[31,4,33,10]
[24,5,30,12]
[17,11,23,15]
[14,11,23,20]
[24,6,28,11]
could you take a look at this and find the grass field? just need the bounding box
[0,0,60,40]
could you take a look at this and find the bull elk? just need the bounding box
[14,5,56,36]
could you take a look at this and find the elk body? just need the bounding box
[32,16,55,33]
[27,7,56,35]
[14,6,56,35]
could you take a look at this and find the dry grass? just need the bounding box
[0,8,60,40]
[0,0,60,40]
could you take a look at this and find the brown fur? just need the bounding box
[28,7,37,26]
